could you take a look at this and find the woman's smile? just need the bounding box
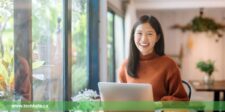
[139,43,150,47]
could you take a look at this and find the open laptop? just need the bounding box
[98,82,153,101]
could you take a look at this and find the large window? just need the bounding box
[0,0,98,102]
[107,10,125,82]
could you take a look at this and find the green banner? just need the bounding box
[0,101,224,111]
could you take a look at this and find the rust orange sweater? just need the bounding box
[118,52,189,101]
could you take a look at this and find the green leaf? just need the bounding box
[32,61,45,69]
[3,50,12,64]
[0,62,9,80]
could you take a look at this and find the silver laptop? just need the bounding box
[98,82,153,101]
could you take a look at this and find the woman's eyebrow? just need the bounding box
[146,29,154,32]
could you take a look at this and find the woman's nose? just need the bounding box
[140,34,148,42]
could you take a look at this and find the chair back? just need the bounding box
[182,80,192,99]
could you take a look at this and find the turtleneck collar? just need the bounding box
[139,52,159,61]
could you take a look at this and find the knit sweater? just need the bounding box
[118,52,189,101]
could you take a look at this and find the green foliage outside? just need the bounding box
[0,0,88,98]
[32,0,62,44]
[71,0,88,95]
[0,0,14,98]
[107,12,114,81]
[32,0,88,96]
[0,0,46,100]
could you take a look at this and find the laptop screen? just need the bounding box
[98,82,153,101]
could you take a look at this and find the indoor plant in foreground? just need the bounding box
[71,89,100,112]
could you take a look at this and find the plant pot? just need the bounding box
[203,75,214,86]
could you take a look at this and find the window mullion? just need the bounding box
[62,0,72,101]
[88,0,100,91]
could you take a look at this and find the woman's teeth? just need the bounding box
[140,43,149,47]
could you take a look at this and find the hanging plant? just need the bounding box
[171,8,225,42]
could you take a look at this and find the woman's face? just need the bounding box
[134,22,158,55]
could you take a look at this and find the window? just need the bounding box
[107,11,115,81]
[71,0,88,95]
[32,0,63,101]
[114,15,125,81]
[0,0,99,102]
[107,10,125,82]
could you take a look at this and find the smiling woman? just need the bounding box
[134,22,159,56]
[118,15,189,101]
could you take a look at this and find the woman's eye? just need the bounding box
[137,33,142,35]
[147,33,152,36]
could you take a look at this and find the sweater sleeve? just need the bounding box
[161,61,189,101]
[118,61,127,83]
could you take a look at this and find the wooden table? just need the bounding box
[190,80,225,112]
[189,80,225,101]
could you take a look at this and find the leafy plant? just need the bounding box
[71,89,99,111]
[0,0,14,99]
[196,60,215,76]
[0,26,14,94]
[171,10,225,42]
[172,17,225,34]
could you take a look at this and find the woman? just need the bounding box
[118,15,189,101]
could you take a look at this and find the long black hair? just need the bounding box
[127,15,165,78]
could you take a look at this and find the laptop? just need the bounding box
[98,82,153,101]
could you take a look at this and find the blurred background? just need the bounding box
[0,0,225,104]
[105,0,225,101]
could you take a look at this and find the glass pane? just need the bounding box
[72,0,88,95]
[114,15,124,81]
[0,0,14,100]
[32,0,63,101]
[107,12,114,81]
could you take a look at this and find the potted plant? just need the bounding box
[171,8,225,42]
[196,60,215,85]
[71,89,100,112]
